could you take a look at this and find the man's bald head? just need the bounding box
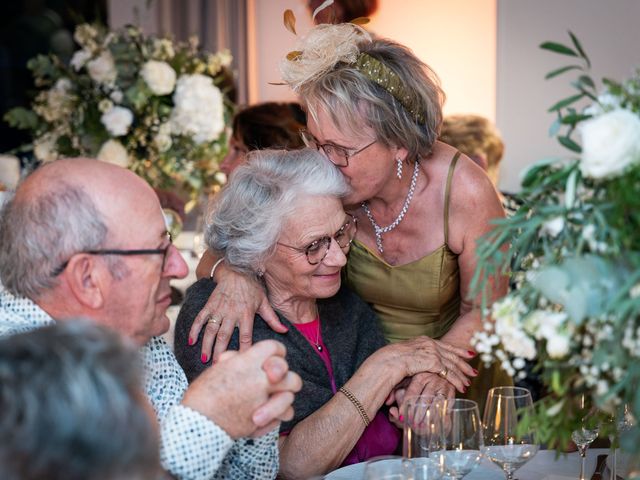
[0,158,158,299]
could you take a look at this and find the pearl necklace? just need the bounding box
[361,159,420,253]
[313,320,323,352]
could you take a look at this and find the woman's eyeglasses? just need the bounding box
[277,214,357,265]
[300,129,376,167]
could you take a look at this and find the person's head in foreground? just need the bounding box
[439,114,505,186]
[0,157,189,345]
[175,148,475,478]
[219,102,306,176]
[0,320,160,480]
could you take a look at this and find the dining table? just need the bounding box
[326,448,625,479]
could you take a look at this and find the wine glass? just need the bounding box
[440,398,484,479]
[609,403,635,480]
[403,395,445,479]
[571,394,599,480]
[363,455,412,480]
[482,386,539,480]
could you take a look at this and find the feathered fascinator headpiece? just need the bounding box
[280,7,426,123]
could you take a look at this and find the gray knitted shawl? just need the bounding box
[174,279,387,432]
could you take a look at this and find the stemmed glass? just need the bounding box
[440,399,484,479]
[609,403,635,480]
[403,395,446,479]
[482,387,539,480]
[571,394,599,480]
[363,455,412,480]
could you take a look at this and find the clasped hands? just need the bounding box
[182,339,302,439]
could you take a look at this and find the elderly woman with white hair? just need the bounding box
[174,148,476,478]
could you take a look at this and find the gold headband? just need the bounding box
[354,53,425,123]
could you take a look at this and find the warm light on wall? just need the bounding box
[368,0,497,121]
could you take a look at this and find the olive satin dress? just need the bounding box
[344,152,511,411]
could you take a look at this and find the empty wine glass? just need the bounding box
[403,395,445,479]
[571,394,599,480]
[363,455,412,480]
[482,386,539,480]
[440,398,483,479]
[609,403,635,480]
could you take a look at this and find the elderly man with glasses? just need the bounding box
[0,158,301,480]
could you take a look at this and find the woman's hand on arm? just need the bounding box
[189,258,287,362]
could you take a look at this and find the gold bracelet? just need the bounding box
[339,386,371,427]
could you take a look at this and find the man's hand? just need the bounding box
[182,340,302,439]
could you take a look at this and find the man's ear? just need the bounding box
[64,255,106,309]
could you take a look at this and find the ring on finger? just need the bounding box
[206,314,220,326]
[437,367,449,379]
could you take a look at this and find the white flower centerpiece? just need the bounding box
[5,23,234,199]
[471,32,640,458]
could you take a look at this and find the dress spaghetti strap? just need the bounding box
[443,151,461,245]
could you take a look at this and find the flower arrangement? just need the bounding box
[471,32,640,454]
[4,23,234,199]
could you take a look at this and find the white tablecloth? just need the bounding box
[327,448,614,479]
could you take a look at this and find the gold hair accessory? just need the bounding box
[354,53,425,123]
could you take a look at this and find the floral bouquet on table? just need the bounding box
[4,23,234,201]
[471,32,640,457]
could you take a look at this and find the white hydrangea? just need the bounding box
[87,50,117,85]
[169,74,224,144]
[141,60,176,95]
[101,106,133,137]
[97,139,130,168]
[110,90,124,103]
[33,133,59,162]
[154,122,172,152]
[70,49,92,71]
[580,109,640,179]
[540,216,565,238]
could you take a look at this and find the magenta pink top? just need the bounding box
[291,318,400,466]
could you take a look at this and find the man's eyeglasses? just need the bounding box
[277,214,357,265]
[51,231,173,277]
[300,129,376,167]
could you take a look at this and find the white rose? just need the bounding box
[580,109,640,179]
[70,49,92,71]
[169,74,225,144]
[101,106,133,137]
[87,50,117,85]
[141,60,176,95]
[540,216,564,238]
[97,140,130,168]
[110,90,123,103]
[33,133,58,163]
[546,334,570,359]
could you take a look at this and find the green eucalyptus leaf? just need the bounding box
[3,107,39,130]
[558,135,582,153]
[545,65,582,80]
[548,93,585,112]
[548,116,562,137]
[568,31,591,67]
[540,42,578,57]
[565,169,578,210]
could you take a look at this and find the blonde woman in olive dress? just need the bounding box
[189,23,509,412]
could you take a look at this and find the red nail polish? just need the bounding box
[468,350,476,357]
[398,415,404,422]
[201,353,208,363]
[188,337,194,346]
[472,368,479,375]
